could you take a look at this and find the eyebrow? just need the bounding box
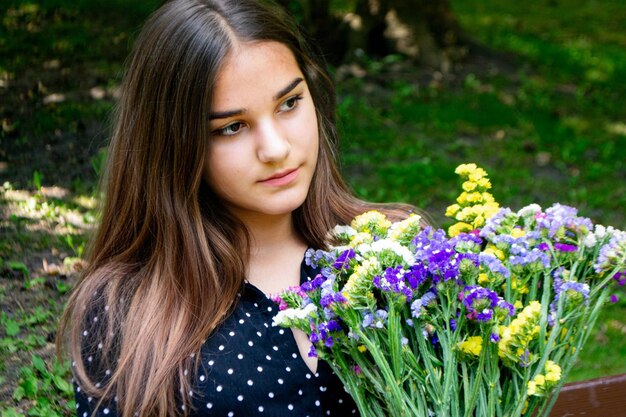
[273,77,303,101]
[208,77,304,120]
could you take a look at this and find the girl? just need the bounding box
[58,0,414,416]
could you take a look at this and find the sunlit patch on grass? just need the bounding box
[606,122,626,136]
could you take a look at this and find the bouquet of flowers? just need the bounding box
[272,164,626,417]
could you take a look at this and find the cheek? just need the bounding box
[203,146,238,193]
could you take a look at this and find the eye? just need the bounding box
[278,94,303,113]
[213,121,245,137]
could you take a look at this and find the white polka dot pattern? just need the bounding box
[73,258,359,416]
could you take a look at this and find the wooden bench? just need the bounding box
[549,373,626,416]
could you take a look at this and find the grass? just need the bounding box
[1,0,625,414]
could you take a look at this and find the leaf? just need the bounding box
[33,170,42,190]
[7,261,29,279]
[4,319,20,337]
[21,375,39,398]
[52,375,72,394]
[32,355,47,373]
[1,407,25,417]
[12,386,25,402]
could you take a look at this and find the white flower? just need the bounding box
[333,225,357,237]
[272,304,317,327]
[583,234,597,248]
[594,224,607,239]
[369,238,416,265]
[517,204,542,217]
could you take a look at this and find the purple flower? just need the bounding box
[610,294,619,303]
[536,204,593,238]
[519,349,531,367]
[509,246,551,269]
[404,262,429,289]
[449,318,457,331]
[451,233,483,253]
[461,285,513,323]
[333,248,356,271]
[308,345,317,357]
[549,276,590,325]
[320,294,335,308]
[373,266,413,298]
[554,243,578,252]
[490,333,501,343]
[301,274,325,292]
[594,232,626,274]
[326,320,342,332]
[480,208,515,239]
[320,266,334,279]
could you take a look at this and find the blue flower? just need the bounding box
[479,252,511,278]
[411,290,436,319]
[305,248,327,268]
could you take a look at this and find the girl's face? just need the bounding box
[204,41,319,223]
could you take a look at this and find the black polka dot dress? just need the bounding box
[74,259,359,417]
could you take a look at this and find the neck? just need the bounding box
[233,211,308,291]
[235,211,304,259]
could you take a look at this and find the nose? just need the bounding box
[256,119,290,163]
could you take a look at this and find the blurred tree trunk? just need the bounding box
[277,0,467,70]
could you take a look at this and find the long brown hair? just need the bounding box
[58,1,414,416]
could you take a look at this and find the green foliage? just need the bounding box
[12,356,74,417]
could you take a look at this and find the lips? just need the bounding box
[259,168,299,186]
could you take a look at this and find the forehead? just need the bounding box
[211,41,305,109]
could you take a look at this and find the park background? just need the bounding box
[1,0,625,414]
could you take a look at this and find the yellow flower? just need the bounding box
[343,257,380,301]
[473,214,486,228]
[484,244,505,260]
[388,214,422,244]
[462,181,478,192]
[448,222,473,237]
[476,177,492,189]
[528,361,562,397]
[459,336,483,356]
[483,201,500,219]
[358,345,367,353]
[468,168,488,182]
[349,232,374,248]
[478,273,490,284]
[545,361,562,382]
[510,228,526,238]
[534,374,545,386]
[498,302,542,363]
[351,210,392,236]
[455,163,478,176]
[446,203,461,217]
[466,192,483,203]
